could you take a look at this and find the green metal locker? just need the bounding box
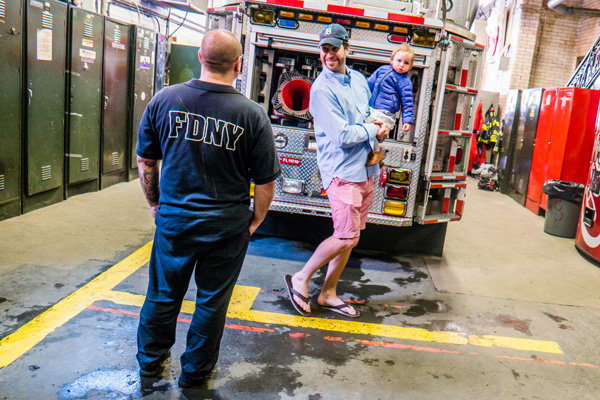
[23,0,67,213]
[0,0,23,220]
[101,18,131,189]
[66,7,104,197]
[128,26,156,181]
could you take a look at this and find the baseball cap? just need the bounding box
[318,23,349,48]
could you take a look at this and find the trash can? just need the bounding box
[542,180,585,238]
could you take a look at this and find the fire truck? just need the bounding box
[207,0,483,247]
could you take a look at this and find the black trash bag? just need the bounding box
[542,180,585,202]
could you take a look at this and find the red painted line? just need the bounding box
[87,306,600,370]
[346,300,366,305]
[495,356,566,365]
[140,273,149,277]
[450,35,463,42]
[569,363,599,368]
[355,339,460,354]
[88,305,139,316]
[225,323,275,333]
[87,306,274,333]
[327,4,364,16]
[289,332,310,338]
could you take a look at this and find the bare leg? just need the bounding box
[317,247,357,315]
[290,236,358,313]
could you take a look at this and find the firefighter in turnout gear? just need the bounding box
[477,104,500,150]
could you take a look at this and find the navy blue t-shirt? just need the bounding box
[137,79,281,242]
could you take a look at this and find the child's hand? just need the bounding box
[403,123,412,132]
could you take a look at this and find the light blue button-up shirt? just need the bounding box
[309,66,379,190]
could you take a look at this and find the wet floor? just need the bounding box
[1,179,600,399]
[2,234,600,399]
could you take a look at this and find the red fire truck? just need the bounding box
[207,0,483,249]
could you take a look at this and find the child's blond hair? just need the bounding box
[391,43,415,67]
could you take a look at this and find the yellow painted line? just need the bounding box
[0,242,153,369]
[106,285,562,354]
[225,285,563,354]
[0,240,563,371]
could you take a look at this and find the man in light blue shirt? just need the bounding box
[284,23,390,318]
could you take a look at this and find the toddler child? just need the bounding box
[366,43,415,166]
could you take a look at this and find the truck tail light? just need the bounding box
[385,184,408,200]
[389,34,408,44]
[388,168,411,185]
[251,9,275,25]
[384,200,406,216]
[282,178,305,194]
[412,30,436,48]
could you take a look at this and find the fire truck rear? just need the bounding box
[207,0,483,248]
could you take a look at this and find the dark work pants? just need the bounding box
[136,228,250,382]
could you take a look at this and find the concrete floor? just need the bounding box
[1,177,600,399]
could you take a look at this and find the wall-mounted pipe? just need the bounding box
[548,0,600,18]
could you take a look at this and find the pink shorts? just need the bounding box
[326,177,374,239]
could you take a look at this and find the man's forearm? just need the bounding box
[249,181,275,235]
[137,156,160,216]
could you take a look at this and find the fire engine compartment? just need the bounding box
[250,46,423,146]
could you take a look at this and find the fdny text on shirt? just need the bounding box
[169,111,244,151]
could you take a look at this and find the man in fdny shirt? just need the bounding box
[136,29,281,388]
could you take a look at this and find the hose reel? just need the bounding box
[271,71,313,121]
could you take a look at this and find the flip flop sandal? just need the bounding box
[318,302,361,318]
[284,274,311,317]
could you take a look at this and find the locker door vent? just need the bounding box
[0,0,6,20]
[111,152,119,166]
[0,175,4,191]
[41,165,52,181]
[114,27,122,45]
[84,22,93,38]
[81,158,90,172]
[42,10,53,29]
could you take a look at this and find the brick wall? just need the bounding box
[530,8,578,88]
[480,0,600,120]
[576,0,600,59]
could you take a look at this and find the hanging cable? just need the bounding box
[167,10,188,39]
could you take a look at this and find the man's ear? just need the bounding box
[198,49,202,65]
[234,56,242,73]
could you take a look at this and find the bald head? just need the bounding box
[200,30,242,74]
